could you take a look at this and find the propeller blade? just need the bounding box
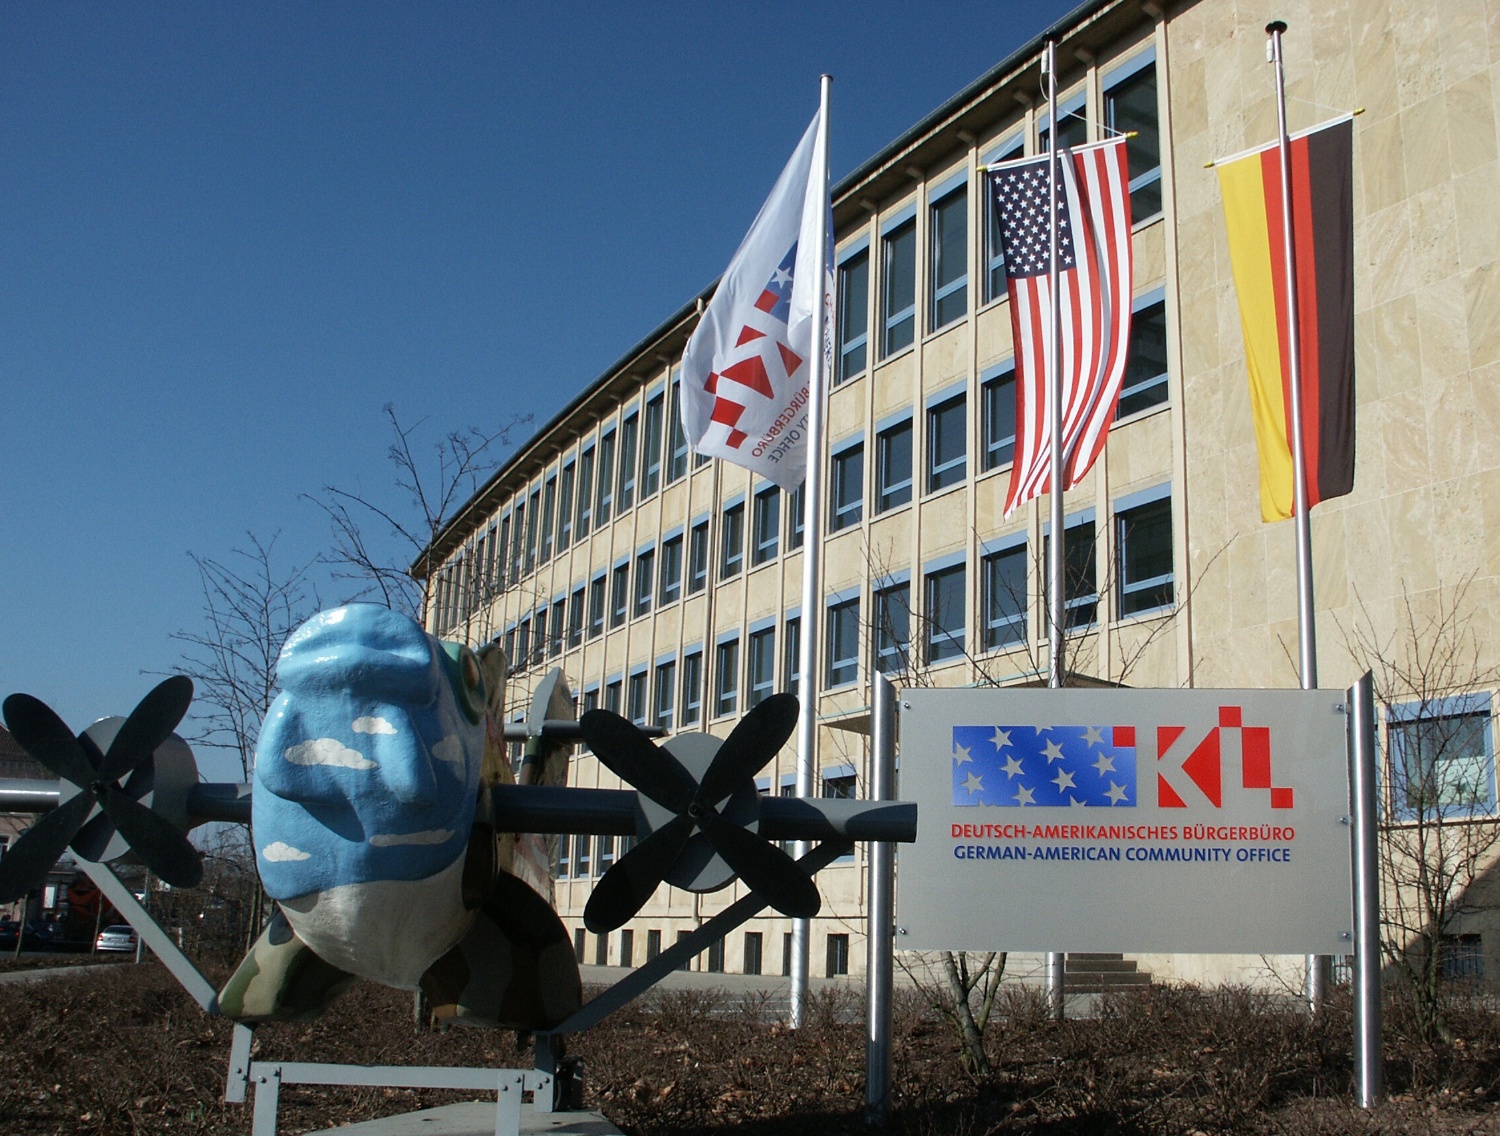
[98,787,203,889]
[2,694,96,788]
[98,676,193,783]
[71,808,119,863]
[698,693,799,806]
[583,815,694,934]
[698,807,821,919]
[578,710,695,812]
[0,793,95,904]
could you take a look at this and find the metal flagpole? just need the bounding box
[1266,18,1330,1011]
[790,73,833,1030]
[1347,672,1384,1107]
[865,672,897,1125]
[1042,38,1067,1022]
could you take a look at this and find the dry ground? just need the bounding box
[1,963,1498,1135]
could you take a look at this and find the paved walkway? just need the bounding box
[305,1102,621,1136]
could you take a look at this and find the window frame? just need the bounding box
[1387,695,1496,821]
[681,649,704,726]
[659,531,684,605]
[924,559,967,664]
[721,499,745,579]
[836,242,870,384]
[928,174,969,331]
[714,636,740,718]
[641,389,665,498]
[981,361,1017,472]
[875,415,913,514]
[747,624,776,708]
[653,659,676,730]
[926,389,968,493]
[1103,48,1162,225]
[688,518,710,594]
[617,412,639,512]
[751,485,780,566]
[831,441,864,532]
[826,594,860,688]
[1116,291,1170,420]
[1115,486,1174,618]
[981,537,1027,650]
[873,579,911,676]
[609,562,630,629]
[595,429,616,524]
[633,547,655,618]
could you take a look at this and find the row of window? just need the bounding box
[570,926,852,977]
[835,49,1160,382]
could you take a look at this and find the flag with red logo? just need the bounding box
[988,138,1133,516]
[681,106,829,490]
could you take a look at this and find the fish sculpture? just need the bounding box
[217,604,580,1029]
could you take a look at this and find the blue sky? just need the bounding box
[0,1,1077,781]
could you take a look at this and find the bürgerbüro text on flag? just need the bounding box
[987,138,1133,516]
[680,106,829,490]
[1216,117,1355,523]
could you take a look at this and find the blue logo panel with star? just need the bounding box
[951,725,1137,807]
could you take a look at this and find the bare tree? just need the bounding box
[1340,577,1500,1043]
[173,532,319,783]
[307,403,530,626]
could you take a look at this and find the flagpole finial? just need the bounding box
[1266,20,1288,35]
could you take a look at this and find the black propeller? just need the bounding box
[579,693,820,934]
[0,677,203,903]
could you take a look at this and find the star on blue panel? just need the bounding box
[951,724,1137,807]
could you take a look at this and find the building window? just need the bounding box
[598,834,616,874]
[930,184,968,330]
[743,931,763,976]
[667,371,690,483]
[633,549,655,618]
[576,447,594,538]
[826,598,860,687]
[509,500,526,585]
[783,932,793,976]
[548,604,565,658]
[982,543,1027,649]
[927,393,967,492]
[752,487,780,565]
[1389,698,1495,818]
[748,627,776,708]
[1038,90,1088,153]
[826,933,850,977]
[596,430,616,524]
[1104,55,1161,221]
[837,248,869,383]
[497,514,513,588]
[714,638,740,717]
[617,413,639,512]
[619,928,634,968]
[876,419,913,513]
[783,617,801,693]
[1441,934,1486,981]
[627,671,648,725]
[523,488,540,575]
[610,563,629,628]
[641,391,664,498]
[605,679,622,715]
[706,937,725,973]
[831,444,863,531]
[515,618,531,669]
[1116,493,1174,616]
[573,928,585,962]
[659,533,683,605]
[539,477,557,564]
[982,363,1017,471]
[681,651,703,725]
[823,771,856,798]
[984,136,1024,302]
[588,574,606,639]
[568,586,585,648]
[882,216,917,357]
[788,484,805,549]
[925,563,966,663]
[1117,298,1169,419]
[575,831,592,877]
[558,833,571,877]
[654,660,676,729]
[646,929,661,961]
[557,462,575,551]
[721,502,745,578]
[873,583,911,675]
[1043,516,1098,629]
[594,933,608,966]
[688,520,709,594]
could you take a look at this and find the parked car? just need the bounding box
[94,924,138,953]
[32,922,88,952]
[0,920,41,950]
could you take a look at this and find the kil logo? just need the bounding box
[1155,705,1294,810]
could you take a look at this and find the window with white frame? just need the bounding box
[617,413,639,512]
[1103,50,1161,222]
[925,561,966,663]
[981,361,1017,471]
[667,371,690,483]
[748,626,776,708]
[1043,514,1098,629]
[783,616,801,693]
[548,603,565,658]
[568,586,585,648]
[881,214,917,357]
[1037,89,1088,153]
[837,245,869,384]
[876,417,913,513]
[654,660,676,729]
[752,486,779,565]
[558,461,575,551]
[831,442,863,531]
[523,488,540,575]
[605,678,622,715]
[659,532,683,605]
[576,447,595,538]
[539,475,557,564]
[596,430,616,524]
[633,548,654,617]
[641,390,664,498]
[927,392,967,492]
[627,670,648,725]
[1388,696,1495,819]
[688,519,709,593]
[982,540,1027,650]
[1116,489,1173,617]
[873,582,911,675]
[714,638,740,717]
[1117,295,1169,419]
[609,563,629,628]
[826,597,860,687]
[588,574,606,639]
[721,501,745,578]
[788,484,805,549]
[681,650,703,725]
[930,180,968,330]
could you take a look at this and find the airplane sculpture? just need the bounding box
[0,602,917,1122]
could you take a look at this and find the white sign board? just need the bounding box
[897,688,1353,954]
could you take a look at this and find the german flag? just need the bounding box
[1217,117,1354,523]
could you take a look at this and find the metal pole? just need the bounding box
[865,674,897,1126]
[1041,38,1067,1022]
[1348,672,1384,1107]
[791,73,833,1029]
[1266,18,1330,1011]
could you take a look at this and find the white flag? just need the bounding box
[681,106,828,490]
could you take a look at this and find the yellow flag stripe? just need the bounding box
[1217,152,1295,522]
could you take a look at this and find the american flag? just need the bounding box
[951,724,1138,807]
[988,138,1133,516]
